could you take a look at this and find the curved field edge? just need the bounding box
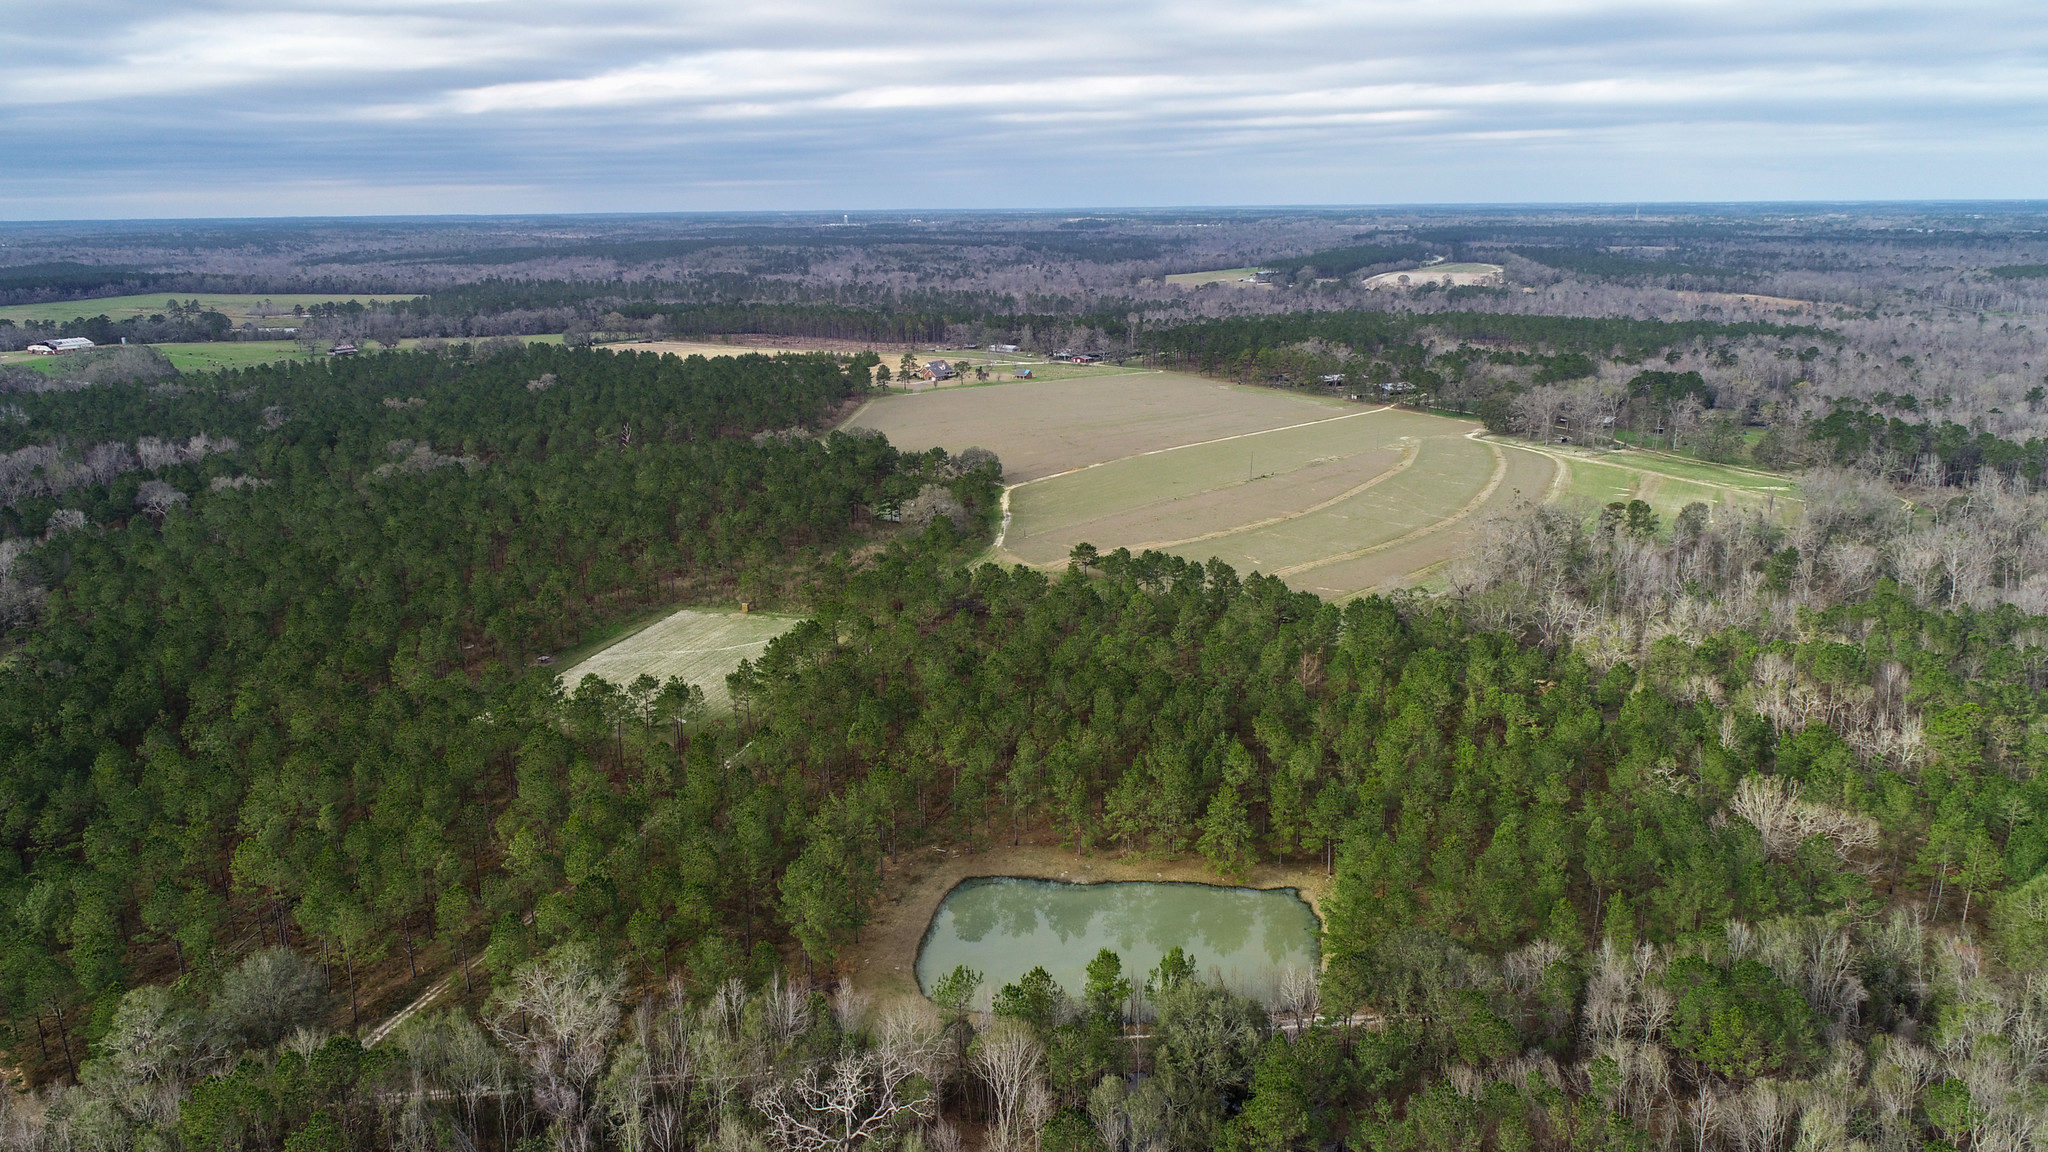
[845,372,1801,597]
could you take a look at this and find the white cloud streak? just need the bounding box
[1,0,2044,215]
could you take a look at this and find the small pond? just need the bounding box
[915,877,1319,1007]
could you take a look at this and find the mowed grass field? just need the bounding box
[0,335,566,373]
[0,341,319,373]
[556,608,800,714]
[624,342,1144,390]
[1161,267,1274,287]
[0,292,417,327]
[1507,440,1799,526]
[844,371,1800,600]
[154,343,319,372]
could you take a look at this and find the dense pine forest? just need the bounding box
[0,337,2047,1152]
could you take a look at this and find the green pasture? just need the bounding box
[0,341,316,373]
[1162,267,1273,286]
[1528,444,1800,525]
[0,292,420,327]
[157,342,317,372]
[1615,449,1798,494]
[1,334,567,375]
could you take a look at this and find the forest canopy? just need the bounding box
[5,204,2048,1151]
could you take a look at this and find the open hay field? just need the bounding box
[0,340,323,372]
[847,370,1804,599]
[1362,263,1503,290]
[0,292,416,327]
[846,370,1566,597]
[555,608,800,713]
[153,342,318,372]
[1505,441,1801,527]
[844,372,1369,483]
[887,363,1147,395]
[0,335,564,373]
[1162,267,1273,287]
[627,339,874,360]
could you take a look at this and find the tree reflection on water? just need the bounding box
[918,877,1317,1007]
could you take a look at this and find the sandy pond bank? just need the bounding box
[836,833,1332,1003]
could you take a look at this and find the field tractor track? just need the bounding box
[1272,436,1508,579]
[1132,439,1421,551]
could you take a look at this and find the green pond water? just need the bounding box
[915,877,1319,1007]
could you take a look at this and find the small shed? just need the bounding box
[1013,369,1033,379]
[328,342,358,357]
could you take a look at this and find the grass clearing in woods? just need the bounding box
[1160,267,1275,286]
[555,608,801,714]
[1514,440,1802,527]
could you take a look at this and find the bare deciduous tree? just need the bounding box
[134,480,188,518]
[970,1018,1046,1152]
[1728,775,1879,869]
[753,1003,945,1152]
[486,943,626,1152]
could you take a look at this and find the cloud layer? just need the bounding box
[2,0,2044,217]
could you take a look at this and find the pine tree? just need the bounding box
[1200,785,1255,881]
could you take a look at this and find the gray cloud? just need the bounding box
[1,0,2044,216]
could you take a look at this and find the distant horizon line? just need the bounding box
[5,199,2048,229]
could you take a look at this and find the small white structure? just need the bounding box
[28,337,95,355]
[988,343,1020,353]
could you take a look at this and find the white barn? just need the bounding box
[28,337,95,355]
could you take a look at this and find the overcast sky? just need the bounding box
[1,0,2044,219]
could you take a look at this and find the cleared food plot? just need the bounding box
[1543,449,1799,525]
[556,609,800,712]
